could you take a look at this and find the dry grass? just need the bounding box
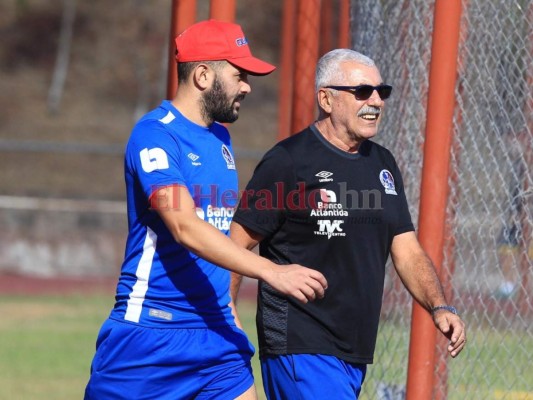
[0,0,282,200]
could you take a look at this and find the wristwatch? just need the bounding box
[430,305,458,316]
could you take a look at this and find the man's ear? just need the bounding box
[317,88,333,113]
[193,64,213,90]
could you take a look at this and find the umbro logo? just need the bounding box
[188,152,201,166]
[315,171,333,182]
[316,171,332,179]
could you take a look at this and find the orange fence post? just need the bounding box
[319,0,334,56]
[277,0,297,141]
[405,1,462,399]
[290,0,320,134]
[433,2,469,397]
[166,0,197,100]
[338,0,351,48]
[209,0,236,22]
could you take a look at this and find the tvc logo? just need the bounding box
[315,219,345,239]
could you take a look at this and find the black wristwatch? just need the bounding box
[430,305,458,316]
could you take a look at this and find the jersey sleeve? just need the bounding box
[125,119,185,200]
[389,156,415,236]
[233,145,296,237]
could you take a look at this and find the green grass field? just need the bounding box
[1,294,532,400]
[0,294,265,400]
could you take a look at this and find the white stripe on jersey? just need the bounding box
[124,227,157,323]
[159,111,175,124]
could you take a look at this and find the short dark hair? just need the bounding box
[177,60,227,84]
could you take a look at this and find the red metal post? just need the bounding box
[277,0,297,141]
[433,2,469,397]
[319,0,334,56]
[405,1,462,399]
[338,0,351,48]
[290,0,321,134]
[209,0,236,22]
[166,0,197,100]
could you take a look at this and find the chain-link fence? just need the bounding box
[351,0,533,398]
[2,0,532,398]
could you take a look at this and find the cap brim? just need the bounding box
[228,56,276,76]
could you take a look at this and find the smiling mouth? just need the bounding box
[358,106,381,121]
[360,113,379,121]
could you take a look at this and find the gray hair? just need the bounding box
[315,49,376,92]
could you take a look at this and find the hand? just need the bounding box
[433,310,466,358]
[264,264,328,304]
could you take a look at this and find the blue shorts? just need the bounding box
[261,354,366,400]
[84,319,255,400]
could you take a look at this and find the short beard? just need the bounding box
[201,76,240,125]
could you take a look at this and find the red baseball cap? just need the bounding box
[175,19,276,76]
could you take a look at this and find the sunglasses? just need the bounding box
[324,84,393,100]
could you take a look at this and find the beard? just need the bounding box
[201,76,243,124]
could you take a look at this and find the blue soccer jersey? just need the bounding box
[109,100,239,328]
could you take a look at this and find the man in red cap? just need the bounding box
[84,19,327,400]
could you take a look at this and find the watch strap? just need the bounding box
[431,305,458,316]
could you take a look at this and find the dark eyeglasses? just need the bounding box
[324,84,393,100]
